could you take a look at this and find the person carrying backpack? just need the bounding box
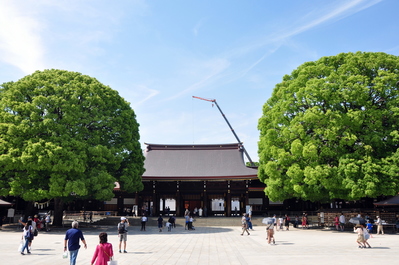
[20,220,34,255]
[117,217,129,253]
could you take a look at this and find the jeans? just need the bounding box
[21,238,30,253]
[69,249,79,265]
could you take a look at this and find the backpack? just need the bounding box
[118,222,126,234]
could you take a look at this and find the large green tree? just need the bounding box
[258,52,399,202]
[0,69,145,224]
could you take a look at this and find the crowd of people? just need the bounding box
[15,209,396,264]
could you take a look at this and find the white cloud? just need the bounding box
[0,2,45,74]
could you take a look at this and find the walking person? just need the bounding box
[91,232,113,265]
[240,213,250,236]
[188,215,195,230]
[19,216,37,251]
[334,215,339,231]
[158,214,164,232]
[375,216,384,235]
[33,215,41,231]
[64,221,87,265]
[117,217,129,253]
[185,214,189,230]
[45,213,51,232]
[301,214,308,229]
[266,220,275,245]
[366,220,373,234]
[278,216,283,230]
[168,215,176,228]
[247,214,253,230]
[354,224,365,248]
[363,225,372,248]
[20,220,34,255]
[140,214,147,231]
[339,213,346,231]
[168,215,175,231]
[284,214,290,231]
[294,215,299,228]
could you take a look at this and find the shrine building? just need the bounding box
[111,143,268,216]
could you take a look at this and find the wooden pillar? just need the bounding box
[176,181,181,216]
[203,181,208,217]
[244,180,249,214]
[227,193,231,217]
[152,181,157,216]
[227,180,231,216]
[117,196,124,215]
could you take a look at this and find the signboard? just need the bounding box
[7,208,15,218]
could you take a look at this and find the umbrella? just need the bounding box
[349,217,366,225]
[262,217,275,225]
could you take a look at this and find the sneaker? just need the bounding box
[124,250,127,253]
[27,252,31,254]
[21,252,25,255]
[119,250,121,253]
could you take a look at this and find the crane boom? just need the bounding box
[192,96,255,167]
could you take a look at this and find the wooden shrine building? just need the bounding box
[129,143,266,217]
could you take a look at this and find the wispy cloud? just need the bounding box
[164,58,230,101]
[272,0,382,41]
[165,0,383,101]
[192,18,207,37]
[133,85,160,107]
[0,2,45,74]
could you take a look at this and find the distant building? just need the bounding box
[109,143,267,216]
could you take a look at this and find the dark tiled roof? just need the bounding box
[142,143,258,181]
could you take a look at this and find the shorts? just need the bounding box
[119,232,127,242]
[357,234,365,242]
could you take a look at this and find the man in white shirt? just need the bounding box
[45,214,51,232]
[375,216,384,235]
[339,213,345,231]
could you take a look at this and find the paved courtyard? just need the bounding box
[1,224,398,265]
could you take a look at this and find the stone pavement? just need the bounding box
[1,224,398,265]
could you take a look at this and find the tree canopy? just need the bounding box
[258,52,399,202]
[0,69,145,204]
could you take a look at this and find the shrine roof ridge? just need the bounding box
[144,143,243,151]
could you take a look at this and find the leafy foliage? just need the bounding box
[258,52,399,202]
[0,69,144,202]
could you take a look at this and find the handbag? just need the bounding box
[34,229,38,237]
[18,240,24,252]
[108,259,118,265]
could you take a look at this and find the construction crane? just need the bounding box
[192,96,255,167]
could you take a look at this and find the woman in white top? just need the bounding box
[354,224,365,248]
[21,220,33,255]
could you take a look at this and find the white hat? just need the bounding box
[121,217,126,220]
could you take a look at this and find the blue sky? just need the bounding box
[1,0,398,163]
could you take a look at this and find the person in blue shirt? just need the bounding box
[64,221,87,265]
[366,220,373,233]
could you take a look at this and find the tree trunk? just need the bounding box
[53,198,64,226]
